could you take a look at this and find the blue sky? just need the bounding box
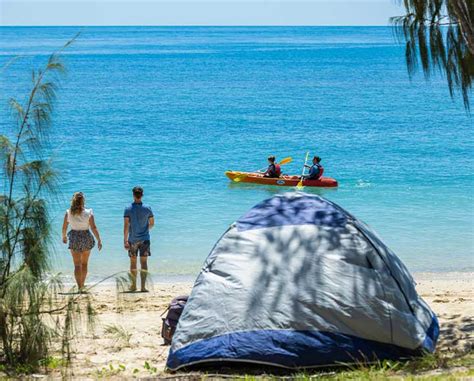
[1,0,403,26]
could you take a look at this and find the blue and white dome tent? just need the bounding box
[167,192,438,370]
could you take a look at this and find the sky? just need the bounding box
[1,0,403,26]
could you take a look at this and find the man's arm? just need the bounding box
[149,216,155,230]
[124,217,130,249]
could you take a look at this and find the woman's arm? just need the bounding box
[89,215,102,251]
[62,212,68,244]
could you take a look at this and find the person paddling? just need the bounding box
[263,156,281,178]
[304,156,324,180]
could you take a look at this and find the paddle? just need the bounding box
[296,152,310,190]
[232,157,293,182]
[265,156,292,170]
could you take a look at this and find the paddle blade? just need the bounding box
[279,157,292,166]
[296,179,304,189]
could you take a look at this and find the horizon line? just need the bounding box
[0,24,393,27]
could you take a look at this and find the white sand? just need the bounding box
[60,272,473,379]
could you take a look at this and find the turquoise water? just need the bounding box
[1,27,473,281]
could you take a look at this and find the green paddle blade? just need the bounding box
[296,152,310,189]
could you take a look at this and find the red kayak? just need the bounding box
[225,171,338,188]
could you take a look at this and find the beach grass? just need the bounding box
[4,351,472,379]
[103,324,133,347]
[163,352,473,380]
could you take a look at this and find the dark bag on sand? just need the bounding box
[161,295,189,345]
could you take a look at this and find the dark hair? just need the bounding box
[133,186,144,198]
[313,156,321,163]
[268,156,276,163]
[70,192,85,216]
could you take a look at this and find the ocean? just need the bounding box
[1,26,473,282]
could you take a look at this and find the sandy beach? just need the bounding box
[54,272,474,379]
[2,8,474,379]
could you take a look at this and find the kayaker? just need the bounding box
[304,156,324,180]
[263,156,281,178]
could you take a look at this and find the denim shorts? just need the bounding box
[128,240,151,257]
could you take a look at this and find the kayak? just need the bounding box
[225,171,338,188]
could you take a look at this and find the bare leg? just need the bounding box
[71,251,83,290]
[140,256,148,292]
[80,250,91,291]
[129,256,137,291]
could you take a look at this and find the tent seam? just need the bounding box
[346,220,394,345]
[351,221,416,316]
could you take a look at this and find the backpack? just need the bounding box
[161,295,188,345]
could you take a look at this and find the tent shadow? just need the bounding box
[245,195,372,324]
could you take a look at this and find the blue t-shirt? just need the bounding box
[124,202,154,243]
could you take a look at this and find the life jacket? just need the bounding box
[274,164,281,176]
[309,164,323,180]
[265,164,281,178]
[316,164,324,179]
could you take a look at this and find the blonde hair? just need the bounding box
[70,192,85,216]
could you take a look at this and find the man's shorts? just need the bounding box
[128,240,151,257]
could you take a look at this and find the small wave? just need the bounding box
[355,180,372,188]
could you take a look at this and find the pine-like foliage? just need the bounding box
[391,0,474,109]
[0,35,94,369]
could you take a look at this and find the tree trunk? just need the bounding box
[0,311,12,364]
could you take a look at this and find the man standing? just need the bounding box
[124,186,154,292]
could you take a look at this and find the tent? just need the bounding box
[167,192,438,370]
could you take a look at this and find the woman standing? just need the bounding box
[62,192,102,292]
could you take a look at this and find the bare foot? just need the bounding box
[78,287,88,294]
[140,288,149,293]
[129,286,137,292]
